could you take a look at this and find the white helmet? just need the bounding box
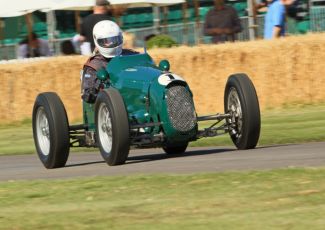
[93,20,123,58]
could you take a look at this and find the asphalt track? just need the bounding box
[0,142,325,181]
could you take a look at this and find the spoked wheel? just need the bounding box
[32,92,70,169]
[224,74,260,149]
[95,88,130,166]
[163,142,188,155]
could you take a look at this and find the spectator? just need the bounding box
[79,0,112,53]
[203,0,242,44]
[255,0,269,13]
[264,0,295,39]
[17,33,51,58]
[60,40,77,55]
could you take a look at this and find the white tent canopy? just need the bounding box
[0,0,51,18]
[98,0,185,8]
[0,0,185,17]
[45,0,185,11]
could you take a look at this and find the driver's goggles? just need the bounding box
[97,35,123,48]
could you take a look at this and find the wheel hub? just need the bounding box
[41,126,49,138]
[227,88,243,138]
[36,107,50,156]
[98,103,113,153]
[102,123,111,133]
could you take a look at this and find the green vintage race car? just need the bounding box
[32,51,260,169]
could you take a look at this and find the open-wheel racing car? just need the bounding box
[32,51,260,169]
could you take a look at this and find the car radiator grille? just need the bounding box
[166,85,197,132]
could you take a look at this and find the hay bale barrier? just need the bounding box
[0,56,88,123]
[1,34,325,123]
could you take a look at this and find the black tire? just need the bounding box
[163,142,188,155]
[224,74,260,149]
[95,88,130,166]
[32,92,70,169]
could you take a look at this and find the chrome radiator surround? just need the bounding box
[166,84,197,132]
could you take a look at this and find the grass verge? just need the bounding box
[1,104,325,155]
[0,168,325,229]
[190,103,325,147]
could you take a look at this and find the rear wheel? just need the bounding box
[32,92,70,169]
[95,88,130,166]
[224,74,260,149]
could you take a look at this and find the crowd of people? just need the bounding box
[17,0,110,58]
[204,0,295,43]
[17,0,296,59]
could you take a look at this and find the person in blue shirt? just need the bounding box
[264,0,295,39]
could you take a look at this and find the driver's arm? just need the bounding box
[81,67,100,103]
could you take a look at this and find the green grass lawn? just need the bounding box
[1,105,325,229]
[0,168,325,229]
[1,104,325,155]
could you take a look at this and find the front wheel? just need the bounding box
[95,88,130,166]
[224,74,260,149]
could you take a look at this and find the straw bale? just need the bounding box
[1,33,325,123]
[0,56,87,123]
[123,32,135,49]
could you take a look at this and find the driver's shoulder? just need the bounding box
[84,54,109,71]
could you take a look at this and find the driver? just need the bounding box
[81,20,138,103]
